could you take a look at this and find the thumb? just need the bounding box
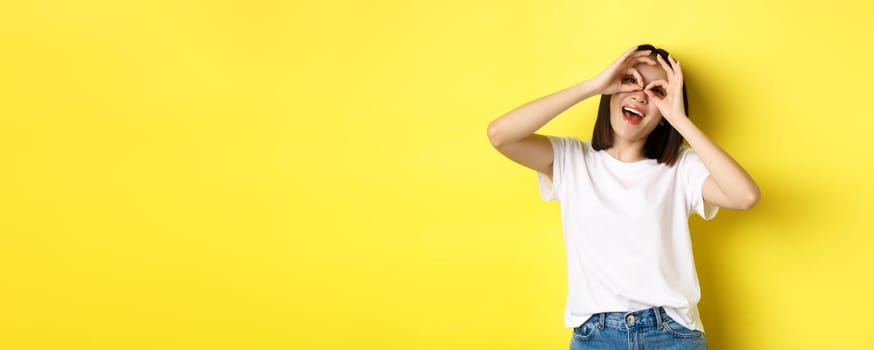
[643,88,657,99]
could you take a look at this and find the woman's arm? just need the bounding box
[487,46,655,147]
[645,55,761,210]
[486,81,595,178]
[672,117,761,210]
[487,81,596,147]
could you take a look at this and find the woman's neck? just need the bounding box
[606,139,647,163]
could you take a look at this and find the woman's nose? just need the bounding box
[631,90,647,104]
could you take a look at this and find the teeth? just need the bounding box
[623,107,644,117]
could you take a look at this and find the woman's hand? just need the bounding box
[644,54,686,124]
[588,46,656,95]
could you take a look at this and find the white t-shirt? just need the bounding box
[536,135,718,333]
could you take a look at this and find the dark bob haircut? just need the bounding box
[591,44,689,166]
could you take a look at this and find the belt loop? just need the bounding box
[654,306,664,329]
[599,313,605,329]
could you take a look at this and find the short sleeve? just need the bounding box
[678,147,719,220]
[536,135,579,201]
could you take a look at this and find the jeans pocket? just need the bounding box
[661,314,704,339]
[572,316,598,341]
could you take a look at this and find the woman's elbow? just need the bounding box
[736,188,761,211]
[487,122,505,147]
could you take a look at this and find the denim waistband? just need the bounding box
[591,306,671,330]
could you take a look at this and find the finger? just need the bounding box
[618,82,638,93]
[631,56,657,66]
[619,50,654,75]
[645,80,669,97]
[618,49,653,67]
[669,55,683,81]
[644,88,655,99]
[616,46,641,63]
[646,79,669,89]
[655,54,674,78]
[644,80,662,93]
[609,47,644,71]
[628,49,654,61]
[656,54,673,73]
[631,68,644,90]
[643,85,664,102]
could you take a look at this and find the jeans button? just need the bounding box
[626,315,635,323]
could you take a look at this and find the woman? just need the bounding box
[486,44,760,349]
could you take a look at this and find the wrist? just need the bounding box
[667,112,688,121]
[576,80,602,99]
[667,114,694,133]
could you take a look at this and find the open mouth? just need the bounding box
[622,106,645,126]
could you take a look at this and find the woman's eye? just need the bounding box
[622,76,636,84]
[653,88,666,97]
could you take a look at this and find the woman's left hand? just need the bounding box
[644,54,686,125]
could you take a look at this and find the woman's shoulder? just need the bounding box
[546,134,585,142]
[544,135,588,150]
[678,145,699,159]
[675,145,706,169]
[540,135,593,163]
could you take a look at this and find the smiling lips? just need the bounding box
[622,105,646,126]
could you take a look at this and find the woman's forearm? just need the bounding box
[487,80,600,147]
[672,116,761,209]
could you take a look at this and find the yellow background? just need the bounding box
[1,0,872,349]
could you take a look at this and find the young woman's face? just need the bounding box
[609,60,669,143]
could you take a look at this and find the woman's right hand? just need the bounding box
[587,46,656,95]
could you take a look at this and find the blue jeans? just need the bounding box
[569,306,707,350]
